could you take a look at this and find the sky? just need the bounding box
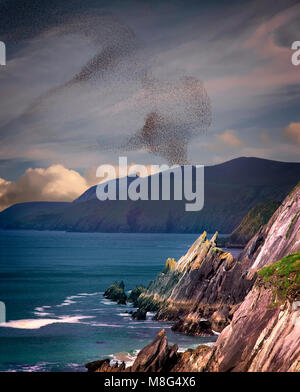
[0,0,300,210]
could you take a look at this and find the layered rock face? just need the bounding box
[207,276,300,372]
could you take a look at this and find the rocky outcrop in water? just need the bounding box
[88,252,299,372]
[104,281,127,304]
[131,309,147,320]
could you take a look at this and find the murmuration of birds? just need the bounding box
[1,9,211,165]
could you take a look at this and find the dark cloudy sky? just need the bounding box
[0,0,299,209]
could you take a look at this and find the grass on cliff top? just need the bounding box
[258,252,300,303]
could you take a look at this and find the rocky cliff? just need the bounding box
[89,252,299,372]
[206,254,300,372]
[88,182,300,372]
[135,183,300,336]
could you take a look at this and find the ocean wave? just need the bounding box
[33,306,53,317]
[0,315,94,330]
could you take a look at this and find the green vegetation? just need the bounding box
[288,180,300,196]
[104,281,127,304]
[258,252,300,303]
[128,285,146,307]
[218,200,280,247]
[231,200,280,240]
[286,213,299,239]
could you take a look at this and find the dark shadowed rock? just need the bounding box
[132,309,147,320]
[131,329,179,372]
[85,329,180,372]
[85,359,110,372]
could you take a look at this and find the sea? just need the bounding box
[0,230,241,372]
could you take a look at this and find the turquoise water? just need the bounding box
[0,230,238,372]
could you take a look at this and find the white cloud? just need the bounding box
[0,164,89,211]
[216,129,243,148]
[284,122,300,144]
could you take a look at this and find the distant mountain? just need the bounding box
[0,157,299,233]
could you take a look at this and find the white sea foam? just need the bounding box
[0,315,93,329]
[33,311,52,317]
[101,299,112,305]
[88,321,121,327]
[35,307,45,312]
[56,297,77,307]
[109,349,140,367]
[77,292,99,296]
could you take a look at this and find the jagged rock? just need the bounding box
[86,359,127,372]
[85,330,180,372]
[210,307,230,333]
[136,231,254,334]
[130,329,179,372]
[86,183,300,373]
[104,281,127,304]
[172,317,214,336]
[170,345,213,372]
[85,359,110,372]
[132,309,147,320]
[135,183,300,338]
